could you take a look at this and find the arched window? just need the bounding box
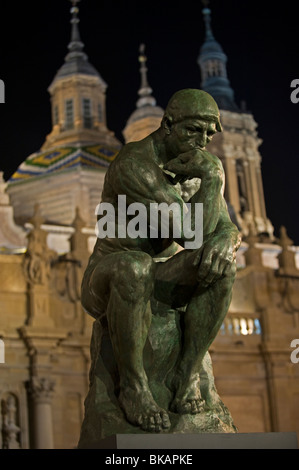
[65,99,74,130]
[83,98,93,129]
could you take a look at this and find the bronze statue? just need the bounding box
[79,89,241,441]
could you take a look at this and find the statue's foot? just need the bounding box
[171,376,205,415]
[119,387,171,432]
[171,396,205,415]
[204,388,225,412]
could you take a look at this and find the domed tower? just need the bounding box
[43,1,117,150]
[7,0,121,227]
[123,44,164,143]
[198,2,273,238]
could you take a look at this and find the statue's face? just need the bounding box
[165,117,217,157]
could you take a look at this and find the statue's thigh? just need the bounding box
[81,253,119,318]
[82,251,155,317]
[154,249,199,307]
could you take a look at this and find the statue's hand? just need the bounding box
[193,232,239,287]
[164,149,222,180]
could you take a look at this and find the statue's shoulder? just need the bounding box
[204,150,224,173]
[116,135,155,166]
[107,135,161,188]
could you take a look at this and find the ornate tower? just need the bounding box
[43,0,114,150]
[7,1,121,226]
[123,44,164,143]
[198,4,238,112]
[198,3,273,238]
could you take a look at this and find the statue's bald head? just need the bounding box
[163,89,222,132]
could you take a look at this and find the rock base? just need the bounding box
[78,300,237,449]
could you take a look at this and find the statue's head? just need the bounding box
[161,89,222,156]
[163,89,222,132]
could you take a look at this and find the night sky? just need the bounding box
[0,1,298,243]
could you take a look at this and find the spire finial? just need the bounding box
[68,0,84,54]
[139,44,149,90]
[136,44,156,108]
[279,226,293,249]
[198,0,238,111]
[29,204,44,229]
[201,1,215,41]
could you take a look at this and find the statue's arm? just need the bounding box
[191,180,241,285]
[164,149,241,283]
[164,149,224,238]
[215,196,241,249]
[113,156,182,206]
[111,156,188,244]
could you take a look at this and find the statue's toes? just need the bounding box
[191,399,205,414]
[161,411,171,429]
[172,398,205,415]
[141,410,170,432]
[179,401,192,414]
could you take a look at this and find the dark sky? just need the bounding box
[0,0,298,243]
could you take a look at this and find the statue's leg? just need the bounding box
[154,248,236,415]
[86,251,170,432]
[171,271,235,414]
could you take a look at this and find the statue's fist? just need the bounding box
[164,149,222,180]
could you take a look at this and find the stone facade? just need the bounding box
[212,229,299,435]
[208,111,274,238]
[0,203,93,448]
[1,203,298,448]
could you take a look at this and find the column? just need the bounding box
[224,156,241,214]
[242,160,255,214]
[248,156,262,218]
[29,377,55,449]
[256,162,267,220]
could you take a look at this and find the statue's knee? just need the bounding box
[115,252,155,286]
[221,262,236,288]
